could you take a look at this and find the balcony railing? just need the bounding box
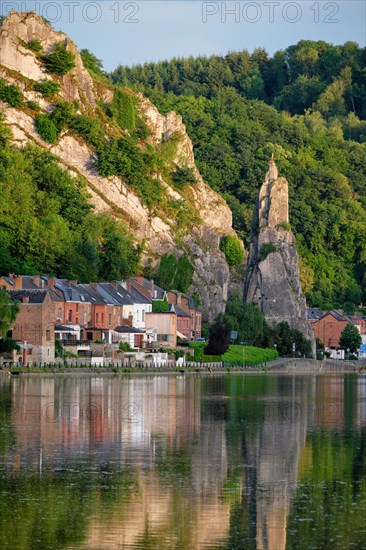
[61,339,90,347]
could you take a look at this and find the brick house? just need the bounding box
[312,310,356,349]
[8,289,55,364]
[167,291,202,340]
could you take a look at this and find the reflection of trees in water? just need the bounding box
[286,427,366,550]
[0,379,14,455]
[0,466,138,550]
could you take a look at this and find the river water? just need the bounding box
[0,373,365,549]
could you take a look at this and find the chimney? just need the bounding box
[126,279,131,292]
[90,283,98,290]
[22,295,29,304]
[150,279,154,297]
[177,293,182,306]
[32,275,41,288]
[128,313,133,327]
[136,276,144,284]
[14,275,23,289]
[47,277,56,290]
[111,280,118,289]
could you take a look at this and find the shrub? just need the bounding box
[279,221,291,231]
[259,242,277,262]
[26,100,40,111]
[220,235,244,266]
[0,338,20,353]
[50,101,74,131]
[119,342,132,351]
[69,114,103,145]
[175,255,194,293]
[111,89,137,132]
[152,296,169,312]
[0,79,23,107]
[35,114,59,144]
[27,39,42,53]
[35,79,61,98]
[42,42,76,75]
[172,166,197,188]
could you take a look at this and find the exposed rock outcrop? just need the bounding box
[244,156,315,347]
[0,11,239,320]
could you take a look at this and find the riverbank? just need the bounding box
[1,358,364,376]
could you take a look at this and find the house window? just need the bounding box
[109,314,112,326]
[76,304,79,312]
[58,308,62,320]
[101,313,105,324]
[137,310,140,322]
[68,310,72,322]
[46,330,51,341]
[142,310,145,321]
[96,313,99,324]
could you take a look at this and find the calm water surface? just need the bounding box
[0,373,365,549]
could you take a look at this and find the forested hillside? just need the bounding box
[111,41,366,309]
[0,113,140,281]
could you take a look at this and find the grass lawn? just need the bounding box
[189,343,278,365]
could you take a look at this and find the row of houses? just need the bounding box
[307,308,366,358]
[1,274,202,364]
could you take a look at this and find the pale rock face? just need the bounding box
[0,11,239,320]
[244,158,315,348]
[0,11,96,108]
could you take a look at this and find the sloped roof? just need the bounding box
[131,277,165,299]
[75,284,108,305]
[114,326,145,334]
[320,310,355,323]
[99,283,134,306]
[307,308,323,320]
[7,289,49,304]
[128,285,152,304]
[173,304,191,318]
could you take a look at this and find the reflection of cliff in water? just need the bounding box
[244,376,309,550]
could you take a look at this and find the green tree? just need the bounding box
[80,49,104,76]
[205,314,230,355]
[0,287,19,338]
[339,323,362,353]
[42,42,76,75]
[220,235,244,266]
[224,297,266,346]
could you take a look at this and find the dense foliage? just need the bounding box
[213,295,312,356]
[156,253,194,294]
[339,323,362,352]
[111,40,366,309]
[0,79,23,107]
[0,114,140,281]
[34,80,61,98]
[220,235,244,266]
[152,295,169,313]
[204,315,230,355]
[0,287,19,338]
[42,42,76,75]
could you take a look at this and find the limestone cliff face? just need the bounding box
[0,11,238,320]
[244,157,314,344]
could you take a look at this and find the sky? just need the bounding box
[2,1,366,70]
